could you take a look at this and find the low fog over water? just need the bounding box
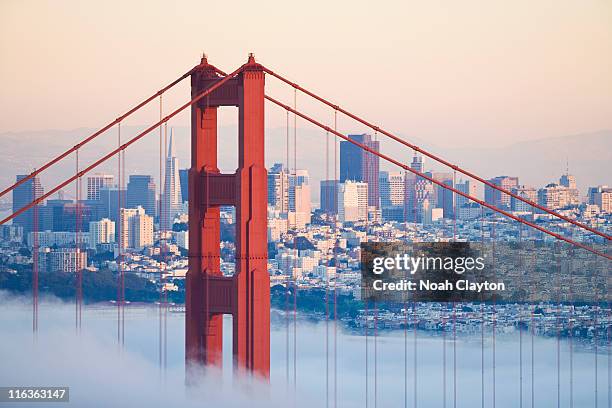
[0,292,607,407]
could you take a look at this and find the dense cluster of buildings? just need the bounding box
[0,132,610,304]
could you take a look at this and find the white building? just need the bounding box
[120,206,153,250]
[28,231,89,248]
[379,171,404,207]
[338,181,368,223]
[288,169,311,229]
[89,218,115,249]
[87,173,114,200]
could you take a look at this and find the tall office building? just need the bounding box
[268,163,289,213]
[179,169,189,203]
[87,173,114,200]
[162,129,183,230]
[455,179,477,208]
[120,206,153,250]
[340,134,380,208]
[484,176,519,210]
[97,187,127,224]
[127,175,156,216]
[320,180,339,214]
[379,171,405,207]
[404,154,433,223]
[12,175,44,234]
[338,181,368,223]
[89,218,115,249]
[288,169,311,228]
[432,172,454,219]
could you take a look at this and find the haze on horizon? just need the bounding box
[1,0,611,149]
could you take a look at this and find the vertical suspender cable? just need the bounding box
[293,88,298,393]
[326,125,330,408]
[333,108,338,408]
[74,149,81,334]
[285,109,290,390]
[117,122,122,347]
[452,170,457,408]
[158,94,163,374]
[121,129,126,347]
[519,222,523,408]
[32,172,39,336]
[480,205,485,408]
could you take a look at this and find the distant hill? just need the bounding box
[0,127,609,203]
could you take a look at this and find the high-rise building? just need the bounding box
[340,134,380,208]
[179,168,189,203]
[53,202,94,232]
[120,206,153,250]
[97,187,126,224]
[484,176,519,210]
[379,171,405,222]
[404,154,434,223]
[87,173,114,200]
[89,218,115,249]
[379,171,405,207]
[127,175,156,216]
[455,179,477,208]
[432,172,454,219]
[12,175,44,234]
[338,181,368,223]
[510,186,537,212]
[537,183,571,210]
[320,180,339,214]
[162,129,183,230]
[268,163,289,213]
[288,169,311,228]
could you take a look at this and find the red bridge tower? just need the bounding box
[186,55,270,378]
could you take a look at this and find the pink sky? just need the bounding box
[1,0,611,148]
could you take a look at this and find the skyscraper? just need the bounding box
[87,173,114,200]
[179,168,189,203]
[432,172,454,219]
[97,187,127,224]
[455,179,477,209]
[12,175,44,234]
[338,181,368,223]
[127,175,156,216]
[484,176,519,211]
[320,180,339,214]
[379,171,405,221]
[404,154,433,223]
[268,163,289,213]
[340,134,380,208]
[162,129,183,230]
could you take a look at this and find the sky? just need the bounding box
[1,0,611,148]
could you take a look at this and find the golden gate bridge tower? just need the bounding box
[186,54,270,378]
